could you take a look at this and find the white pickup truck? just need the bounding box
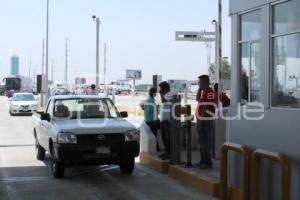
[32,95,140,178]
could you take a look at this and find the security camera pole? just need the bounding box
[92,15,101,91]
[217,0,223,100]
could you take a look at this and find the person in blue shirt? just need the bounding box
[143,87,159,150]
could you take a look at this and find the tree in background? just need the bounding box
[208,59,231,83]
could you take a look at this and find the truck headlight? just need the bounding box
[57,132,77,144]
[125,129,140,142]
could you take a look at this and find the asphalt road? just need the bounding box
[0,96,213,200]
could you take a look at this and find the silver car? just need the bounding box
[9,93,38,115]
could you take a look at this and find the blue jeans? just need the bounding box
[197,121,213,165]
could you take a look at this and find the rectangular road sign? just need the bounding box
[175,31,215,42]
[126,70,142,80]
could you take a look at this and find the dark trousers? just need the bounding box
[146,121,158,138]
[197,121,213,165]
[160,120,170,156]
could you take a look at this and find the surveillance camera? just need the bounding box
[92,15,96,19]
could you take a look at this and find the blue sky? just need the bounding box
[0,0,231,84]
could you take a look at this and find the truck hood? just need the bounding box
[52,118,136,134]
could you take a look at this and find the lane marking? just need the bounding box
[0,176,51,182]
[0,144,34,148]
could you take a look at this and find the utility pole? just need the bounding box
[33,67,37,84]
[41,39,45,107]
[51,58,54,83]
[202,30,213,74]
[216,0,223,108]
[65,37,68,83]
[45,0,50,104]
[104,42,107,95]
[29,56,32,79]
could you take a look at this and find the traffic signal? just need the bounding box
[37,75,42,93]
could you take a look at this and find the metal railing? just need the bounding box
[251,149,291,200]
[220,143,250,200]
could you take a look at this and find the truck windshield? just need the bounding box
[53,98,119,119]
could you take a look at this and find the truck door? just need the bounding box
[39,100,52,150]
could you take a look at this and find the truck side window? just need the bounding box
[45,100,52,114]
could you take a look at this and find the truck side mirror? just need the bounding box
[119,111,128,118]
[41,113,51,122]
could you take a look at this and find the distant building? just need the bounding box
[11,55,19,75]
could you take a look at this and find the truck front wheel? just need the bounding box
[119,158,135,175]
[50,146,65,178]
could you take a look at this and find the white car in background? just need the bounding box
[9,93,38,115]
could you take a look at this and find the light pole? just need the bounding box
[212,0,223,107]
[104,42,107,95]
[51,58,54,83]
[45,0,50,104]
[41,39,45,107]
[92,15,101,90]
[212,20,218,84]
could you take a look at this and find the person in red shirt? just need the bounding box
[214,83,230,107]
[196,75,216,169]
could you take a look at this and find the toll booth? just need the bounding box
[228,0,300,199]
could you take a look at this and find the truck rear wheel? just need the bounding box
[50,146,65,178]
[119,158,135,175]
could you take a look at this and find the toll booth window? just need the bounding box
[239,10,262,104]
[272,0,300,108]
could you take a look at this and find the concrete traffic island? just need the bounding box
[139,123,244,199]
[140,151,244,200]
[140,152,170,174]
[168,165,219,197]
[140,150,221,198]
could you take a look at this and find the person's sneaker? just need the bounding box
[198,164,213,170]
[158,153,166,159]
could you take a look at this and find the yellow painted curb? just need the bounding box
[139,152,170,174]
[168,165,220,198]
[229,187,243,200]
